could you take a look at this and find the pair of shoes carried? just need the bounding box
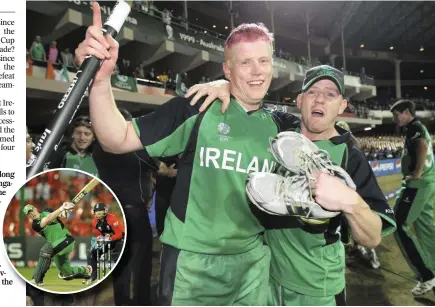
[247,132,356,223]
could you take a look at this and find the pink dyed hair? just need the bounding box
[225,23,274,50]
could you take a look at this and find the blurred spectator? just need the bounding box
[135,63,145,79]
[35,176,50,204]
[48,40,58,64]
[135,0,147,12]
[177,14,188,30]
[113,63,120,76]
[26,127,35,164]
[175,72,189,96]
[148,1,157,16]
[157,70,169,85]
[199,76,206,84]
[162,8,173,40]
[167,69,175,89]
[147,67,157,81]
[118,58,133,76]
[60,48,76,68]
[125,59,134,76]
[30,35,46,61]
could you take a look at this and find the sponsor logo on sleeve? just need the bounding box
[410,132,421,141]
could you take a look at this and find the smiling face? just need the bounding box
[297,79,347,138]
[223,40,273,111]
[71,125,94,153]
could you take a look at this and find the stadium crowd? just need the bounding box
[353,96,435,112]
[26,0,395,118]
[358,134,435,160]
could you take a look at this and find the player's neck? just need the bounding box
[71,144,88,156]
[301,124,339,141]
[230,91,261,112]
[404,117,415,126]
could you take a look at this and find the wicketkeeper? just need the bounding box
[85,203,125,284]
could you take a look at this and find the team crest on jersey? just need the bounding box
[217,122,230,135]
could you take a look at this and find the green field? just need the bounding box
[376,173,402,198]
[17,266,110,293]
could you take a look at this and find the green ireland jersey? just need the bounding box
[64,151,99,177]
[264,130,396,296]
[32,209,71,247]
[402,118,435,183]
[132,97,298,254]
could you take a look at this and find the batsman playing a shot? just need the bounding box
[23,203,92,287]
[85,203,125,284]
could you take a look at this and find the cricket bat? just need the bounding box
[71,178,100,204]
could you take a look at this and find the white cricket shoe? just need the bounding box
[270,131,356,189]
[247,172,340,221]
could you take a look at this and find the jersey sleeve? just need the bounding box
[132,96,200,158]
[270,110,300,132]
[32,220,43,233]
[347,145,397,236]
[406,122,426,143]
[107,214,124,240]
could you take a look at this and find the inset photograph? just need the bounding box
[3,169,126,294]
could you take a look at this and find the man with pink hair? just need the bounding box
[75,2,298,305]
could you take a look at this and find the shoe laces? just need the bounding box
[292,148,331,194]
[295,147,351,192]
[276,175,314,217]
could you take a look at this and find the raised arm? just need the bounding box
[40,202,75,228]
[75,2,142,154]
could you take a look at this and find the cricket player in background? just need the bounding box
[23,203,91,286]
[49,116,98,176]
[85,203,125,285]
[390,99,435,296]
